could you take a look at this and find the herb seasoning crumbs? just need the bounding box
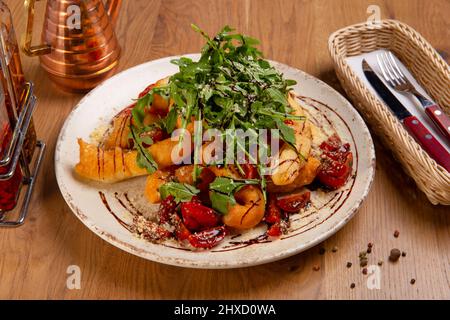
[359,251,368,267]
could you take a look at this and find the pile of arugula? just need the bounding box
[130,24,304,210]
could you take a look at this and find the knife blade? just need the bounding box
[362,59,450,172]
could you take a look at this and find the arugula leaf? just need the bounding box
[159,182,200,203]
[162,107,178,134]
[132,94,152,127]
[129,25,304,198]
[140,134,154,146]
[265,87,288,107]
[210,191,236,215]
[276,119,296,147]
[129,125,158,174]
[209,177,259,194]
[209,177,259,214]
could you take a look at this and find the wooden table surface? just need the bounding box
[1,0,449,300]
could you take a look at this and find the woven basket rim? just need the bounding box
[329,19,450,74]
[328,19,450,205]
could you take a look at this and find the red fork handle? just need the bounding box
[424,105,450,141]
[403,116,450,172]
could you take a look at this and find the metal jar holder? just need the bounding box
[0,82,45,227]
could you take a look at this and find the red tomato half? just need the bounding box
[317,138,353,189]
[181,201,220,232]
[266,223,282,237]
[265,195,281,224]
[242,163,258,179]
[158,195,177,224]
[276,191,311,213]
[188,226,227,249]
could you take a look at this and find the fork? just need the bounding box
[377,51,450,141]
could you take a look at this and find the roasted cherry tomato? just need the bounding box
[175,219,192,241]
[319,134,342,152]
[241,163,258,179]
[158,195,177,224]
[197,168,216,190]
[267,223,282,237]
[276,191,311,213]
[317,152,352,189]
[188,226,227,249]
[265,195,281,224]
[181,201,220,232]
[317,136,353,190]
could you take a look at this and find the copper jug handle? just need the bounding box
[22,0,51,57]
[105,0,122,26]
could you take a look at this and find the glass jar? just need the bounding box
[0,83,22,212]
[0,1,37,214]
[0,1,36,163]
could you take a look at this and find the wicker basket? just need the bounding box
[328,20,450,205]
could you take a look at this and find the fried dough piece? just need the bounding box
[267,156,321,193]
[101,106,163,150]
[100,110,132,150]
[148,136,193,169]
[75,139,148,183]
[76,133,193,182]
[270,92,312,185]
[144,170,172,203]
[223,186,265,230]
[208,165,241,179]
[100,77,169,150]
[151,77,171,115]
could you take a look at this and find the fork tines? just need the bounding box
[376,51,407,87]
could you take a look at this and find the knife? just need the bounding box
[362,59,450,172]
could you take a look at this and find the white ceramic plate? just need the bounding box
[55,54,375,269]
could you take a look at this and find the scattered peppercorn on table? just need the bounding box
[1,0,449,299]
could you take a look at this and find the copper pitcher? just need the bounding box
[22,0,122,93]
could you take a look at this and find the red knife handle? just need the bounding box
[403,116,450,172]
[425,104,450,141]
